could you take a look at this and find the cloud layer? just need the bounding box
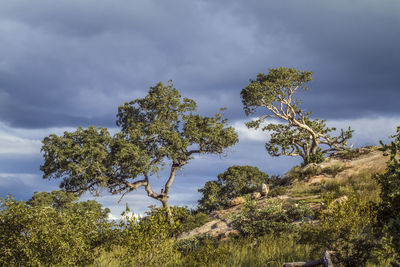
[0,0,399,214]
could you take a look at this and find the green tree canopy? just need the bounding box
[41,81,238,219]
[241,67,353,165]
[27,190,110,220]
[198,165,269,213]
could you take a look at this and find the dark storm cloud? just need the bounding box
[0,0,399,125]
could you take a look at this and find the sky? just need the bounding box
[0,0,399,218]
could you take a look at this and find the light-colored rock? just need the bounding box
[309,175,325,184]
[330,196,348,208]
[252,191,261,199]
[231,196,245,206]
[258,183,269,196]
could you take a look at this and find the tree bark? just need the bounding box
[161,197,174,223]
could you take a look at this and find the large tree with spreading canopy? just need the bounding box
[41,81,238,219]
[241,67,353,165]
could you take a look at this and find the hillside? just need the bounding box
[178,146,388,240]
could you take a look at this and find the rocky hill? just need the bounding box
[178,146,389,240]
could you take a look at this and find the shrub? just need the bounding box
[321,162,344,177]
[285,164,323,182]
[231,198,313,237]
[198,165,269,213]
[268,186,287,197]
[300,195,378,266]
[175,235,230,266]
[0,193,115,266]
[333,147,371,160]
[115,206,184,266]
[374,127,400,265]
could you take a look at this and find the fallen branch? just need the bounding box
[283,251,334,267]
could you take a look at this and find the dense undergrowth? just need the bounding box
[1,141,399,266]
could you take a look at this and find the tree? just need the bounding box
[198,165,269,213]
[241,67,353,165]
[41,81,238,220]
[374,127,400,265]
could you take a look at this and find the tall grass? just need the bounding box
[322,171,380,203]
[92,234,317,267]
[215,235,317,267]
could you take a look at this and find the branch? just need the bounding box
[143,173,163,200]
[164,166,177,196]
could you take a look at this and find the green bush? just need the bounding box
[285,164,323,182]
[198,165,269,213]
[374,127,400,265]
[300,195,378,266]
[268,186,287,197]
[333,147,371,160]
[175,235,230,266]
[0,192,115,267]
[145,205,210,234]
[231,198,313,237]
[303,149,325,166]
[115,205,207,266]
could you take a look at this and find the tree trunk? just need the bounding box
[161,197,174,224]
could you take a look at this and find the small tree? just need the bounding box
[41,81,238,220]
[198,165,269,213]
[241,67,353,165]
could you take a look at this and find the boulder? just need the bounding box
[258,183,269,196]
[252,191,261,199]
[230,196,245,206]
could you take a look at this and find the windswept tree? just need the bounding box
[41,82,238,219]
[241,67,353,165]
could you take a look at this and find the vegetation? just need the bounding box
[198,165,269,213]
[40,81,238,219]
[374,127,400,265]
[241,67,353,165]
[232,198,314,237]
[3,73,399,266]
[300,195,379,267]
[0,191,115,266]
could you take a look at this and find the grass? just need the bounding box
[290,183,322,198]
[288,169,380,205]
[321,171,380,203]
[333,147,373,160]
[214,235,317,267]
[92,234,318,267]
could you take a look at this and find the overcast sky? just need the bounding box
[1,0,399,217]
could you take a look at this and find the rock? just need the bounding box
[258,183,269,196]
[252,191,261,199]
[230,196,245,206]
[220,229,240,240]
[211,221,226,229]
[330,196,348,207]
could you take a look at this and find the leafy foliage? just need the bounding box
[232,198,313,237]
[198,165,269,213]
[300,194,378,267]
[268,186,288,197]
[374,126,400,265]
[115,205,204,266]
[41,81,238,218]
[0,192,114,266]
[241,67,353,164]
